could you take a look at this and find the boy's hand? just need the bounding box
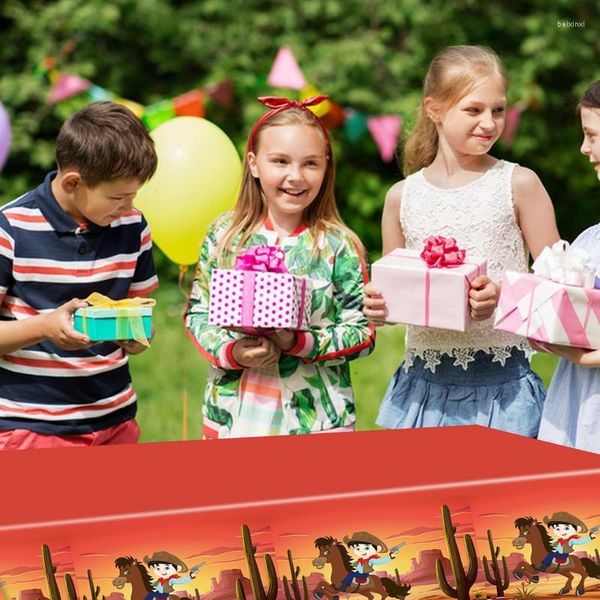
[43,298,91,350]
[117,326,155,355]
[363,282,387,327]
[117,340,149,355]
[232,337,280,369]
[469,276,498,320]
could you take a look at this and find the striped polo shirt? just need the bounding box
[0,171,159,435]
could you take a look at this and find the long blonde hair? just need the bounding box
[216,107,364,265]
[403,45,507,176]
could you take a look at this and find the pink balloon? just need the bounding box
[0,102,10,173]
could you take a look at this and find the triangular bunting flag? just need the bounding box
[142,99,176,130]
[367,115,402,162]
[267,46,307,90]
[87,85,115,102]
[47,73,91,104]
[320,102,346,129]
[344,108,368,144]
[205,79,234,108]
[174,89,205,117]
[300,85,331,117]
[501,104,524,145]
[116,98,145,119]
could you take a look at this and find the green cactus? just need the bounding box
[236,524,278,600]
[87,570,100,600]
[64,573,78,600]
[482,529,509,598]
[42,544,62,600]
[435,504,478,600]
[595,549,600,566]
[235,578,247,599]
[282,549,308,600]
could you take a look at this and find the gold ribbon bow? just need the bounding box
[81,293,156,346]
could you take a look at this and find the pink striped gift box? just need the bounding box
[494,271,600,349]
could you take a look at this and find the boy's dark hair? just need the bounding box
[580,81,600,110]
[56,101,158,186]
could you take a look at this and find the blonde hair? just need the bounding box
[215,107,364,264]
[403,45,507,175]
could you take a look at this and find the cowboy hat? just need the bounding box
[543,512,588,533]
[343,531,388,552]
[143,552,188,571]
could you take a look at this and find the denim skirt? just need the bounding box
[376,349,546,438]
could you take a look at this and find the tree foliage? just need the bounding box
[1,0,599,268]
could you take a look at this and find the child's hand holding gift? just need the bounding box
[232,336,281,369]
[468,275,499,321]
[44,298,91,350]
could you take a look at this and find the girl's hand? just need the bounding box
[469,276,498,321]
[363,282,387,327]
[268,329,296,352]
[529,340,600,368]
[232,337,281,369]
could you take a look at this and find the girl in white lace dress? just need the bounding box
[364,45,560,437]
[536,81,600,452]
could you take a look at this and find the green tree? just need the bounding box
[1,0,599,261]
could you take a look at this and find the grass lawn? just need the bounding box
[131,283,559,442]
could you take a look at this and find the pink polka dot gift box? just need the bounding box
[208,245,312,330]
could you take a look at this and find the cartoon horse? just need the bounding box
[113,556,156,600]
[312,536,411,599]
[512,516,600,596]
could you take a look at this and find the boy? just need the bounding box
[339,531,401,592]
[538,512,598,572]
[0,101,158,450]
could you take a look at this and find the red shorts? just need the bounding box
[0,419,140,450]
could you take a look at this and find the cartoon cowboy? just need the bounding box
[143,551,203,600]
[538,512,598,572]
[338,531,402,592]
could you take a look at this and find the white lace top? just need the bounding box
[400,160,531,372]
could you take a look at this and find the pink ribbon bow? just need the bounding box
[248,95,331,153]
[420,236,466,268]
[234,245,288,273]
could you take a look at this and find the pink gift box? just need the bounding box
[494,270,600,349]
[371,248,487,331]
[209,269,311,330]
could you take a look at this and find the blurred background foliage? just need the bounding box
[1,0,600,256]
[0,0,590,438]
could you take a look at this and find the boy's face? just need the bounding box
[350,543,378,558]
[550,523,578,539]
[55,171,143,227]
[150,562,177,578]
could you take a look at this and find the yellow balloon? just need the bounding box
[135,116,242,265]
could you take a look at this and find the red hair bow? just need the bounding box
[257,95,330,110]
[248,95,331,153]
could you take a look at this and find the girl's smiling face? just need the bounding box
[247,123,328,225]
[580,106,600,180]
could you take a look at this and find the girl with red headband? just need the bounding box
[185,96,374,438]
[364,45,560,437]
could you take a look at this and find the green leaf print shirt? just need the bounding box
[185,215,375,438]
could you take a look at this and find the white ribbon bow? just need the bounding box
[532,240,597,288]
